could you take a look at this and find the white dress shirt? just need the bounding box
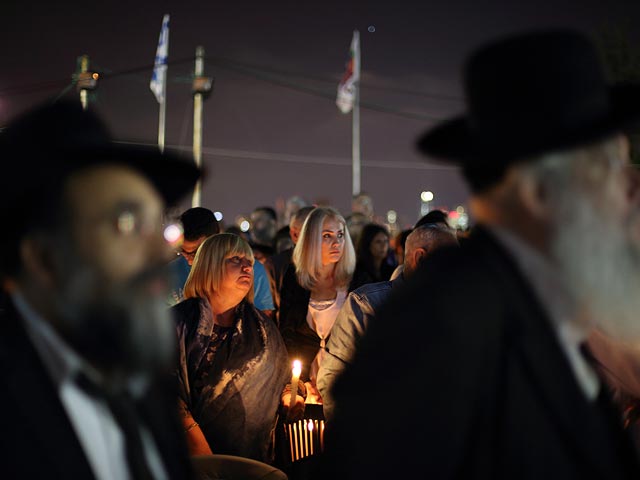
[13,292,168,480]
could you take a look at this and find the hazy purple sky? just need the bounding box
[3,0,640,228]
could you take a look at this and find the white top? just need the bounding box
[491,227,600,401]
[307,289,348,383]
[13,292,168,480]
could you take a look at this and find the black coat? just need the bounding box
[321,227,640,479]
[279,263,316,382]
[0,298,194,479]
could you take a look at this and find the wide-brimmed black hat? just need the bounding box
[0,99,201,207]
[417,29,640,190]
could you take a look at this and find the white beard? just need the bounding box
[552,185,640,341]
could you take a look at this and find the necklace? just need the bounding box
[309,297,337,311]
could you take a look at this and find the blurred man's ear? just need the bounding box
[19,236,58,289]
[517,169,552,222]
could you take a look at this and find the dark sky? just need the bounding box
[3,0,640,228]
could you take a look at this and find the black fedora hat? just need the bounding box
[0,99,201,207]
[417,29,640,187]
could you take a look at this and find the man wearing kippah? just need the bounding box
[322,29,640,479]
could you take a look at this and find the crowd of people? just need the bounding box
[3,26,640,480]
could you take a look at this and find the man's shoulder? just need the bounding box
[253,259,267,276]
[419,227,508,276]
[351,280,394,299]
[346,280,394,314]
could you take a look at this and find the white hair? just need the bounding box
[521,135,640,339]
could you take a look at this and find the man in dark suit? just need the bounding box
[321,30,640,479]
[0,100,200,479]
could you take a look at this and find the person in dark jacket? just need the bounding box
[350,223,396,291]
[0,99,199,479]
[321,29,640,479]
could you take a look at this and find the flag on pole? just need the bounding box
[336,30,360,114]
[150,14,170,104]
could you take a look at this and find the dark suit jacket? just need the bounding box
[320,227,640,479]
[0,298,194,479]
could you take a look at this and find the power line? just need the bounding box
[0,57,194,98]
[205,54,463,102]
[116,141,459,170]
[204,59,445,122]
[2,55,461,104]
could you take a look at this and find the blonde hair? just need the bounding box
[292,206,355,290]
[183,233,255,303]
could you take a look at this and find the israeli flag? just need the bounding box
[150,14,170,104]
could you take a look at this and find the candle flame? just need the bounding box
[307,420,314,431]
[292,359,302,376]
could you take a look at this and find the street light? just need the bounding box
[420,191,434,217]
[420,191,434,202]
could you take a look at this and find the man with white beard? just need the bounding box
[320,30,640,480]
[0,100,200,479]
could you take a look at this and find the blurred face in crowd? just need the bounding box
[47,165,175,383]
[346,213,367,246]
[321,217,345,266]
[352,194,374,219]
[369,232,389,262]
[250,209,276,246]
[180,236,207,266]
[221,253,254,301]
[549,135,640,339]
[289,218,305,245]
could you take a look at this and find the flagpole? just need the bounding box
[336,30,361,196]
[192,46,205,208]
[158,75,166,152]
[352,30,361,197]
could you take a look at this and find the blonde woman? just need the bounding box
[172,233,301,464]
[279,206,356,403]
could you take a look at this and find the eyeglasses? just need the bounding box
[77,205,182,243]
[178,249,198,261]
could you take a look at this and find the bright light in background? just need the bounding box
[240,220,250,232]
[164,223,184,246]
[458,213,469,229]
[214,211,223,221]
[387,210,397,224]
[421,191,434,202]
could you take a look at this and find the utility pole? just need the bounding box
[75,55,98,110]
[191,46,213,208]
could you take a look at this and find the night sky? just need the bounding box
[4,0,640,228]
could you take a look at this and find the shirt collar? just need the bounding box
[12,291,99,388]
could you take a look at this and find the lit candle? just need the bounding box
[289,359,302,414]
